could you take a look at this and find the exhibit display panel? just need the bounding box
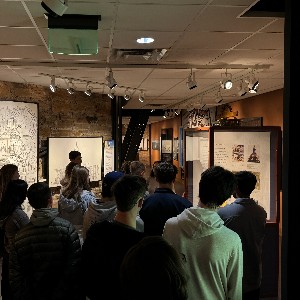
[184,126,281,223]
[48,137,103,187]
[0,101,38,185]
[210,126,281,223]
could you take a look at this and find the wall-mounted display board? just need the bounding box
[210,126,281,223]
[161,128,173,163]
[185,126,281,223]
[0,101,38,218]
[104,140,114,176]
[0,101,38,185]
[48,137,103,187]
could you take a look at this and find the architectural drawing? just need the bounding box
[0,101,38,185]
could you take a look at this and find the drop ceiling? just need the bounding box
[0,0,284,113]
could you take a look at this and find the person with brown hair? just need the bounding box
[82,175,147,300]
[120,160,131,174]
[129,161,146,177]
[9,182,84,300]
[82,171,124,240]
[60,161,78,190]
[59,165,96,243]
[120,236,188,300]
[139,161,192,235]
[218,170,267,300]
[0,164,20,202]
[163,166,243,300]
[0,179,29,300]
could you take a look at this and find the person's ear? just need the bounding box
[137,198,143,208]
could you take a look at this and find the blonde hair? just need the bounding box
[61,165,91,201]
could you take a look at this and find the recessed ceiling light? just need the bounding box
[137,37,154,44]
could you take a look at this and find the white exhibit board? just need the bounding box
[48,137,103,187]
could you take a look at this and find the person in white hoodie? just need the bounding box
[163,165,243,300]
[82,171,124,240]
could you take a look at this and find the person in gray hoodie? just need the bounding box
[163,166,243,300]
[82,171,124,240]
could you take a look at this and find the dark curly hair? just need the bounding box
[154,162,178,184]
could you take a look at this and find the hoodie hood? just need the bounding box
[30,208,59,226]
[176,207,224,238]
[87,199,117,221]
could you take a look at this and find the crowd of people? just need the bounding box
[0,154,267,300]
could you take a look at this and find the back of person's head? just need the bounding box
[0,164,19,199]
[150,160,161,178]
[63,165,91,198]
[235,170,257,196]
[27,182,51,209]
[120,236,188,300]
[129,161,145,176]
[102,171,124,198]
[199,166,236,208]
[74,165,90,189]
[0,179,28,217]
[69,150,81,161]
[112,175,147,212]
[154,162,178,184]
[120,161,131,174]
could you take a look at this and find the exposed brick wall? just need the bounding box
[0,81,112,146]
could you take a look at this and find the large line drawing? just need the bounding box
[48,137,103,187]
[0,101,38,185]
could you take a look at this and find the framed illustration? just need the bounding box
[104,140,114,176]
[209,126,281,223]
[161,140,172,153]
[152,140,160,150]
[48,137,103,187]
[0,101,38,185]
[173,137,179,160]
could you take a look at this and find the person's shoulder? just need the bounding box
[222,225,242,242]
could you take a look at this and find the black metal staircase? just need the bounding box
[121,110,150,163]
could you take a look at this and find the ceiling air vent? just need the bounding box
[113,48,167,61]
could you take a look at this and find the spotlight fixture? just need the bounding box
[49,75,56,92]
[139,90,145,102]
[108,89,115,99]
[84,82,93,96]
[124,89,131,101]
[186,69,197,90]
[67,79,75,94]
[41,0,68,17]
[237,80,247,97]
[220,71,233,90]
[246,74,259,93]
[106,68,117,89]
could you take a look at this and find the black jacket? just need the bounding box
[9,208,84,300]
